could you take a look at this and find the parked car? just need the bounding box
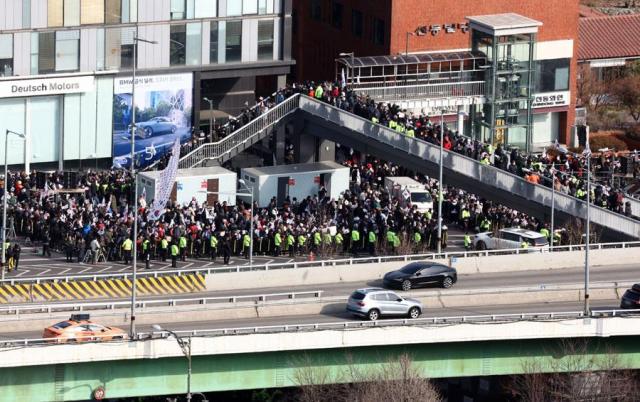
[473,228,548,251]
[383,262,457,291]
[346,288,423,321]
[620,284,640,309]
[131,116,177,138]
[43,314,127,343]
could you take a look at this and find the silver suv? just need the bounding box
[346,288,423,321]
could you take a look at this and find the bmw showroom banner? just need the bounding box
[112,73,193,169]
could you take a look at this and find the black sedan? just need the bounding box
[620,284,640,309]
[383,262,457,291]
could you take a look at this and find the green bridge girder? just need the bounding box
[3,336,640,402]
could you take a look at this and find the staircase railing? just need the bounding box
[178,94,300,169]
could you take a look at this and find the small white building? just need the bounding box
[138,166,237,207]
[240,161,350,207]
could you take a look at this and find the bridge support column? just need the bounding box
[275,125,286,164]
[457,106,465,135]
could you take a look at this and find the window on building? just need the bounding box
[536,58,570,93]
[38,32,56,73]
[225,20,242,63]
[22,0,31,29]
[373,18,385,45]
[210,21,218,63]
[48,0,63,26]
[105,27,135,69]
[81,0,104,24]
[310,0,321,21]
[171,0,187,20]
[243,0,258,15]
[170,24,187,65]
[258,20,274,60]
[96,28,105,70]
[186,22,202,65]
[30,32,39,74]
[227,0,242,16]
[55,30,80,71]
[0,34,13,77]
[351,9,363,37]
[258,0,274,14]
[105,0,137,23]
[195,0,217,18]
[331,1,343,29]
[63,0,80,26]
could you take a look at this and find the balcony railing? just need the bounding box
[352,81,486,101]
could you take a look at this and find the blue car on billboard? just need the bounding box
[130,116,177,139]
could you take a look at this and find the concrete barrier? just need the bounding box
[2,282,628,334]
[205,247,639,291]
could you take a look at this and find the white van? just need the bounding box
[384,176,433,213]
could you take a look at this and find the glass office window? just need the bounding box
[536,59,570,92]
[257,20,273,61]
[373,18,384,45]
[39,32,56,73]
[258,0,274,14]
[171,0,186,20]
[48,0,63,27]
[186,23,202,65]
[64,0,80,26]
[0,34,13,77]
[210,21,218,63]
[30,32,39,75]
[225,20,242,62]
[195,0,216,17]
[105,0,121,23]
[56,30,80,71]
[227,0,242,16]
[81,0,104,24]
[22,0,31,29]
[105,27,134,69]
[243,0,257,14]
[96,28,105,70]
[170,24,187,65]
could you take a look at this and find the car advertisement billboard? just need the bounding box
[112,73,193,169]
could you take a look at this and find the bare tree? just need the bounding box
[292,353,441,402]
[612,75,640,122]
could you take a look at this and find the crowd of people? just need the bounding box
[0,80,637,269]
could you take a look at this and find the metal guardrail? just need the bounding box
[178,94,299,169]
[4,309,640,348]
[352,81,486,101]
[0,290,324,316]
[2,240,639,285]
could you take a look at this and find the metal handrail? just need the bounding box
[5,309,640,348]
[0,290,324,315]
[178,94,300,169]
[352,81,486,100]
[2,240,639,285]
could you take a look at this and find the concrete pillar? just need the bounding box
[24,98,31,174]
[277,74,286,90]
[275,125,285,164]
[457,105,465,135]
[317,139,335,162]
[295,133,316,163]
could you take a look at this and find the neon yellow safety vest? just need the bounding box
[122,239,133,251]
[171,244,179,256]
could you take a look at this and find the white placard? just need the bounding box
[532,91,570,108]
[0,76,95,98]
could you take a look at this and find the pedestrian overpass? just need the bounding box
[1,314,639,401]
[178,94,640,240]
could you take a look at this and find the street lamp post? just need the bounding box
[2,131,24,273]
[129,28,158,338]
[584,128,593,315]
[437,110,444,254]
[2,130,25,281]
[203,97,215,141]
[153,325,193,402]
[550,168,555,250]
[339,52,355,86]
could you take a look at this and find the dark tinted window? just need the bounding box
[533,237,548,246]
[624,290,640,301]
[350,291,365,300]
[422,264,446,274]
[53,321,72,329]
[400,263,425,275]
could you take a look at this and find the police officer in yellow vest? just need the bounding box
[368,228,377,256]
[287,232,295,257]
[179,235,188,261]
[122,237,133,265]
[464,232,472,251]
[273,231,282,257]
[350,227,360,256]
[142,237,151,269]
[170,242,179,268]
[160,237,169,262]
[297,233,306,256]
[521,240,529,249]
[242,231,251,259]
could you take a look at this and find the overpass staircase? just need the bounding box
[179,94,640,239]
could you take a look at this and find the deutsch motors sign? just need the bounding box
[0,75,95,98]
